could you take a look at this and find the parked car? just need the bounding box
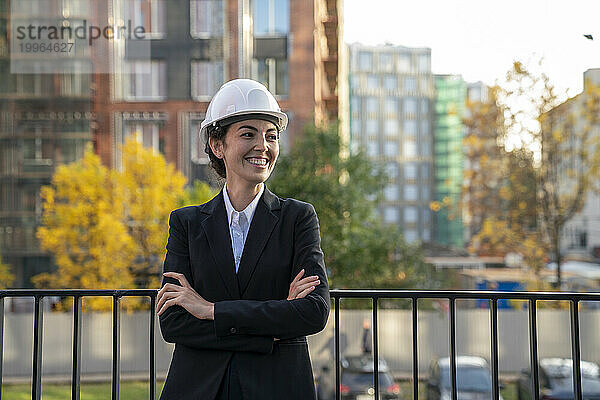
[517,358,600,400]
[427,356,504,400]
[316,355,402,400]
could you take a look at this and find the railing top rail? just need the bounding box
[329,289,600,301]
[0,289,157,297]
[1,288,599,301]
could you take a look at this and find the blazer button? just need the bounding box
[230,327,237,334]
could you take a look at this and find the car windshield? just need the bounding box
[441,367,492,392]
[342,372,394,388]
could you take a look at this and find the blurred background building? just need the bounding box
[0,0,344,287]
[433,75,466,248]
[0,0,94,287]
[348,42,434,243]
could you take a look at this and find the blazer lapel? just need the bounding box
[237,187,280,297]
[200,191,241,299]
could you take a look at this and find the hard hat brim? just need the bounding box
[200,109,288,137]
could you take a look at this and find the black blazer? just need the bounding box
[158,187,330,400]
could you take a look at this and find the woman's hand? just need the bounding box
[157,272,215,320]
[287,269,320,300]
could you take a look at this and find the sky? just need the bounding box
[344,0,600,98]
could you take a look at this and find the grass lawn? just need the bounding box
[2,380,166,400]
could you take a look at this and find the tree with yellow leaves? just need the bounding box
[34,139,190,310]
[0,252,15,289]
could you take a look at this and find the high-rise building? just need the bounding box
[433,75,466,248]
[0,0,343,287]
[348,43,434,243]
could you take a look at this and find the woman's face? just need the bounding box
[210,118,280,187]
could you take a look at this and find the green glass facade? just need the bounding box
[434,75,466,247]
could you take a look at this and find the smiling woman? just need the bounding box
[156,79,330,400]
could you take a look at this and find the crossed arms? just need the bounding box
[157,205,330,354]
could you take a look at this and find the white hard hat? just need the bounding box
[200,79,288,137]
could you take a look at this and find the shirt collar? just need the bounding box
[223,182,264,226]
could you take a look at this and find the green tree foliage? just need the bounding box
[268,123,433,290]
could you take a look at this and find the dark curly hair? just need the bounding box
[204,122,229,179]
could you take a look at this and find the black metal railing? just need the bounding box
[330,289,600,400]
[0,289,598,400]
[0,289,157,400]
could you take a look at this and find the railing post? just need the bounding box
[72,296,82,400]
[570,300,582,400]
[490,298,499,400]
[412,298,419,400]
[373,297,379,400]
[335,296,340,400]
[150,295,157,400]
[0,296,4,400]
[32,296,43,400]
[112,295,121,400]
[449,298,457,400]
[529,299,540,400]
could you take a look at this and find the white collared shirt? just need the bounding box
[223,183,264,273]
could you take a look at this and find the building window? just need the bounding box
[420,140,431,157]
[124,60,167,101]
[384,97,397,114]
[384,184,399,201]
[403,120,417,137]
[404,206,418,223]
[423,228,431,242]
[404,97,417,115]
[191,60,224,100]
[367,74,378,90]
[397,53,411,72]
[419,76,430,91]
[421,98,429,114]
[190,119,209,164]
[420,120,430,136]
[367,142,378,157]
[385,162,399,179]
[124,121,161,153]
[191,0,224,37]
[421,163,430,179]
[365,97,378,114]
[253,58,288,96]
[404,185,418,201]
[423,208,431,224]
[351,119,361,135]
[253,0,289,36]
[379,53,394,72]
[403,141,417,158]
[366,119,378,135]
[60,73,89,97]
[383,75,397,90]
[404,77,416,92]
[123,0,166,38]
[418,53,430,72]
[384,141,398,157]
[384,119,398,136]
[351,97,360,114]
[421,185,430,202]
[404,229,418,243]
[359,52,373,71]
[404,162,417,180]
[383,207,399,223]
